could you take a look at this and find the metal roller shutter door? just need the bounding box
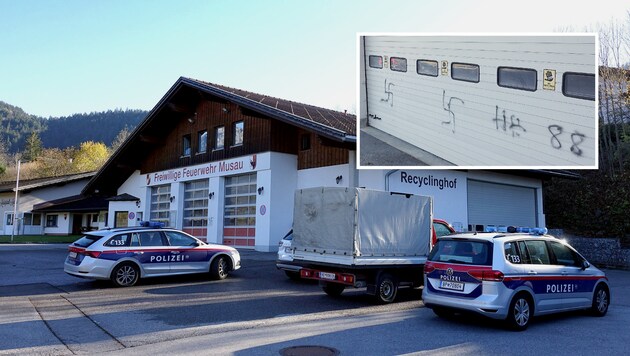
[467,180,537,229]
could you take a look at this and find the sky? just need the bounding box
[0,0,628,118]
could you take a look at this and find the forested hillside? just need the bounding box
[0,101,45,153]
[40,109,147,149]
[0,101,147,153]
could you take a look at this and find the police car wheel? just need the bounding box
[111,263,139,287]
[375,273,398,304]
[322,282,345,297]
[591,284,610,317]
[506,294,532,331]
[210,256,229,280]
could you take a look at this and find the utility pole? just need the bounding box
[11,160,20,243]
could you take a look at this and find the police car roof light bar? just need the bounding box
[139,221,165,228]
[529,227,548,236]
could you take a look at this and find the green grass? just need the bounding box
[0,235,80,244]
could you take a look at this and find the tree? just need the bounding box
[110,126,131,153]
[36,148,75,177]
[598,18,630,176]
[23,132,43,161]
[0,138,8,177]
[72,141,109,172]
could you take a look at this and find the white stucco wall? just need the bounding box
[266,153,298,250]
[1,179,89,235]
[358,169,545,232]
[296,163,352,189]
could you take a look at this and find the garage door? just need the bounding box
[467,180,537,231]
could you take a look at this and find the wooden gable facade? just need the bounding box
[84,77,356,196]
[141,97,351,174]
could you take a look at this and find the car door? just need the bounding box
[163,230,208,274]
[548,241,596,309]
[432,220,455,247]
[135,231,171,275]
[519,240,565,313]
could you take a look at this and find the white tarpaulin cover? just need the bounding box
[292,187,433,257]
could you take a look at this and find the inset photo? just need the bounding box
[358,33,597,169]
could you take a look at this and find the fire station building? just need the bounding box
[83,77,562,251]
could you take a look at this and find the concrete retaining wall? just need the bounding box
[549,229,630,269]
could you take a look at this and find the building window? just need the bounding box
[417,59,438,77]
[369,55,383,69]
[46,214,58,227]
[390,57,407,72]
[6,213,13,225]
[150,185,171,226]
[452,62,480,83]
[197,130,207,153]
[563,72,595,100]
[114,211,128,228]
[182,134,191,156]
[233,121,244,146]
[497,67,537,91]
[223,173,256,247]
[214,126,225,150]
[300,133,311,151]
[22,213,41,226]
[183,179,209,239]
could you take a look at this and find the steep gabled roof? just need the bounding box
[32,194,108,213]
[83,77,357,196]
[0,172,95,194]
[182,78,356,140]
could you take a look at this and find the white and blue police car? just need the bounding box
[422,228,610,330]
[64,222,241,287]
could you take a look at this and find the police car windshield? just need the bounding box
[72,234,101,248]
[429,239,492,266]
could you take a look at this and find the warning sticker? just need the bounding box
[543,69,556,90]
[441,61,448,76]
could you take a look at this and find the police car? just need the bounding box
[422,228,610,330]
[64,223,241,287]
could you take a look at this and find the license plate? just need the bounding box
[319,272,336,280]
[440,280,464,291]
[69,252,78,259]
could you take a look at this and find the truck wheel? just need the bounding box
[375,273,398,303]
[322,282,345,297]
[210,256,230,280]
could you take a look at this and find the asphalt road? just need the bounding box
[1,244,629,355]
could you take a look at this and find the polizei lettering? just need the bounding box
[150,255,188,262]
[546,283,578,293]
[440,274,461,282]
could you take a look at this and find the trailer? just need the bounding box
[288,187,433,303]
[360,34,597,167]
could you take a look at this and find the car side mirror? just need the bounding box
[581,260,590,270]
